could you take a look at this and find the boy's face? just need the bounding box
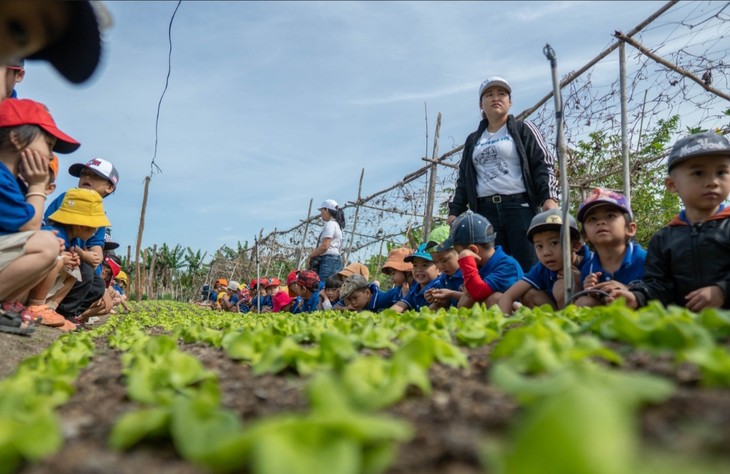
[581,205,635,248]
[324,287,340,301]
[72,224,97,241]
[101,265,111,280]
[389,270,407,287]
[531,230,563,271]
[78,168,114,196]
[345,288,371,311]
[265,286,276,295]
[288,282,301,296]
[431,249,460,276]
[410,258,439,286]
[666,156,730,215]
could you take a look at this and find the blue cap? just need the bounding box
[435,211,496,252]
[404,242,433,262]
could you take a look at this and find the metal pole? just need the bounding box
[543,44,573,305]
[619,41,631,200]
[255,235,261,313]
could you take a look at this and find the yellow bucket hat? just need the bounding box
[49,188,111,228]
[116,270,128,283]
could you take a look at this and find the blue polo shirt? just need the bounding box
[580,241,646,284]
[0,162,33,235]
[380,286,404,306]
[50,224,85,251]
[399,278,442,311]
[362,283,397,312]
[523,244,593,295]
[301,291,320,312]
[478,246,523,293]
[435,269,463,306]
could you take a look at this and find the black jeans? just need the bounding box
[57,262,106,318]
[477,193,537,272]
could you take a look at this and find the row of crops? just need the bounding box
[3,300,730,473]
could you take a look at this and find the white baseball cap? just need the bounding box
[479,76,511,99]
[319,199,338,211]
[69,157,119,187]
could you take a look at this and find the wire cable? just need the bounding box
[150,0,182,176]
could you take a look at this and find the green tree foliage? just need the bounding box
[568,116,681,246]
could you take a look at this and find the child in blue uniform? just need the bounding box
[0,99,80,335]
[380,247,413,306]
[340,275,398,312]
[389,243,442,313]
[423,225,463,309]
[498,209,591,314]
[293,270,320,313]
[436,211,523,308]
[574,188,646,307]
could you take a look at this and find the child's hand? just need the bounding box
[458,248,480,263]
[685,285,724,312]
[428,288,453,305]
[424,288,435,303]
[19,149,50,187]
[583,272,602,289]
[401,282,410,297]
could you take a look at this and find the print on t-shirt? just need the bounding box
[474,133,511,183]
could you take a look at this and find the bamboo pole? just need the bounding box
[344,169,365,265]
[423,112,441,238]
[615,31,730,102]
[134,176,151,302]
[141,248,148,301]
[148,244,158,299]
[619,41,631,201]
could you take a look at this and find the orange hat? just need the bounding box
[48,154,59,182]
[381,247,413,273]
[214,278,228,287]
[338,262,370,280]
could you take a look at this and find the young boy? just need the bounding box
[219,281,240,312]
[319,275,344,310]
[44,157,119,320]
[0,99,80,334]
[424,225,464,309]
[293,270,320,313]
[389,243,442,313]
[380,247,413,306]
[498,209,589,314]
[615,132,730,311]
[45,187,111,329]
[341,274,399,312]
[436,211,523,308]
[574,188,646,307]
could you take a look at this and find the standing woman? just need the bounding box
[447,76,559,272]
[307,199,345,281]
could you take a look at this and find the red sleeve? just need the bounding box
[459,255,494,301]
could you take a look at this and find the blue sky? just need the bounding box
[19,1,672,260]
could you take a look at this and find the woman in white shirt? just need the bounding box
[307,199,345,281]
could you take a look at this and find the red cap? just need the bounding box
[296,270,320,291]
[272,291,294,312]
[104,257,121,278]
[286,270,299,286]
[0,99,80,153]
[266,277,281,288]
[250,278,270,289]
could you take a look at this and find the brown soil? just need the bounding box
[2,319,729,473]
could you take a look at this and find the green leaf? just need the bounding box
[109,407,171,450]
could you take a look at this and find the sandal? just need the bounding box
[2,301,41,325]
[0,308,35,336]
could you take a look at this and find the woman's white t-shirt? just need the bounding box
[318,220,342,256]
[473,124,525,197]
